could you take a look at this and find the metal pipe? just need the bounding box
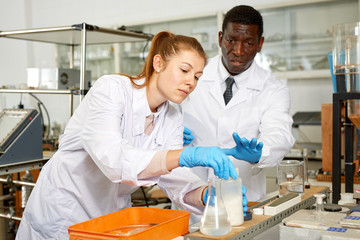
[70,45,74,69]
[0,89,72,94]
[0,194,14,201]
[0,178,35,187]
[79,22,87,102]
[0,213,21,221]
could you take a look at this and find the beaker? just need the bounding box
[333,22,360,127]
[200,177,231,236]
[333,22,360,93]
[221,177,244,226]
[277,160,304,197]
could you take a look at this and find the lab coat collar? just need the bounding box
[201,55,266,108]
[132,81,168,141]
[202,55,266,91]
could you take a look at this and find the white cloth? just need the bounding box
[178,55,295,223]
[16,75,205,240]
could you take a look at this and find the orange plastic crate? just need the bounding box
[68,207,190,240]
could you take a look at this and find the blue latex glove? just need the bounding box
[242,185,248,215]
[183,127,194,145]
[179,147,238,180]
[223,133,263,163]
[203,186,216,206]
[203,185,248,216]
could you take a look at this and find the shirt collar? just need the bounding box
[218,59,257,88]
[134,79,167,133]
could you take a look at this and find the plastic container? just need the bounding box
[68,207,190,240]
[338,192,356,205]
[221,177,244,226]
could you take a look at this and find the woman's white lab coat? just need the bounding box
[181,55,295,203]
[16,75,205,239]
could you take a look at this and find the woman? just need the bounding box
[16,31,238,239]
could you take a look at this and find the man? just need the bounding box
[180,5,295,222]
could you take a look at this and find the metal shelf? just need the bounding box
[0,24,152,169]
[0,23,152,110]
[0,89,73,94]
[0,23,152,45]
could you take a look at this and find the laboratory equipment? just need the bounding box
[200,177,231,236]
[314,193,325,220]
[332,21,360,203]
[264,193,301,216]
[277,160,304,197]
[68,207,190,240]
[27,68,92,90]
[338,192,356,205]
[21,170,34,208]
[0,109,43,165]
[221,176,244,226]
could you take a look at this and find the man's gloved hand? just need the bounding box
[203,185,248,216]
[183,127,194,145]
[223,133,263,164]
[242,185,248,215]
[179,147,238,180]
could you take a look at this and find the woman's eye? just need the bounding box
[181,68,188,73]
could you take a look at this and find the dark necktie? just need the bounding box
[223,77,235,105]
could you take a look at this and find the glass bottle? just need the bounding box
[314,193,325,221]
[200,177,232,236]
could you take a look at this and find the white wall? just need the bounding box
[0,0,358,136]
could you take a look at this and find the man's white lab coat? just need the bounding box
[16,75,205,239]
[181,55,295,203]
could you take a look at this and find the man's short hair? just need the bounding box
[222,5,263,39]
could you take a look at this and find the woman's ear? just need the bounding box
[153,54,163,72]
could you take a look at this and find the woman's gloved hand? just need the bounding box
[203,185,248,216]
[223,133,263,164]
[179,147,238,180]
[183,127,194,145]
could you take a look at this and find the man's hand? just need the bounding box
[223,133,263,163]
[183,127,194,145]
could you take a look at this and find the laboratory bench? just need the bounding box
[185,186,329,240]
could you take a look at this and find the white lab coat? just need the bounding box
[16,75,205,240]
[181,55,295,206]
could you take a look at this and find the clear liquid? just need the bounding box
[279,181,304,196]
[200,207,231,236]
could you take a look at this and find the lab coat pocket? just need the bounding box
[30,175,78,238]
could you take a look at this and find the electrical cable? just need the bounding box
[18,93,24,109]
[140,187,149,207]
[141,36,152,62]
[116,25,153,63]
[29,93,51,140]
